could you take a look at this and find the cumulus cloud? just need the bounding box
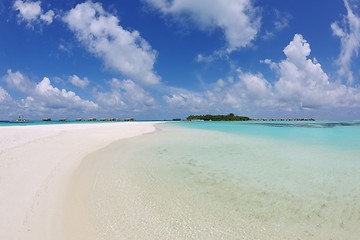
[69,75,90,88]
[63,1,160,85]
[164,34,360,117]
[13,0,55,26]
[40,9,55,24]
[260,34,360,111]
[3,69,35,93]
[164,87,210,112]
[331,0,360,84]
[1,69,156,118]
[33,77,98,110]
[274,34,335,109]
[93,78,156,113]
[145,0,260,52]
[0,86,16,119]
[1,70,98,118]
[0,86,11,102]
[262,34,360,110]
[164,70,274,115]
[13,0,41,21]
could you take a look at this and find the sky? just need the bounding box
[1,0,360,120]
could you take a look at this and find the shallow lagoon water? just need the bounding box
[70,121,360,239]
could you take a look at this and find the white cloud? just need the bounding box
[40,10,55,24]
[13,0,55,26]
[69,75,90,88]
[271,34,360,112]
[63,1,160,85]
[331,0,360,84]
[195,50,229,63]
[164,70,273,114]
[145,0,260,52]
[196,53,214,63]
[0,86,11,102]
[265,34,360,110]
[260,59,279,71]
[240,71,273,101]
[164,34,360,117]
[93,78,156,113]
[33,77,98,111]
[0,86,16,119]
[164,87,209,111]
[109,78,156,107]
[3,69,35,93]
[13,0,41,22]
[1,70,98,118]
[274,34,334,109]
[1,70,156,118]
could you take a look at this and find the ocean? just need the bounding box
[69,121,360,239]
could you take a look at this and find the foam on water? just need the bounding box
[68,121,360,239]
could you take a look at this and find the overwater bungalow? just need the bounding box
[10,116,29,123]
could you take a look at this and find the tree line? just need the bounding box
[186,113,251,121]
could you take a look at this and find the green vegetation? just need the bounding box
[187,113,251,121]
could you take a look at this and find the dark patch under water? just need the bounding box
[255,121,360,128]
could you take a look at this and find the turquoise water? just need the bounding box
[173,120,360,150]
[71,121,360,239]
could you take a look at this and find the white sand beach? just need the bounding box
[0,122,157,240]
[2,121,359,240]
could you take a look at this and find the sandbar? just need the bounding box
[0,122,158,240]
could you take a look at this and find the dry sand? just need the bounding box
[0,122,158,240]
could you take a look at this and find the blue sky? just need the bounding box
[1,0,360,120]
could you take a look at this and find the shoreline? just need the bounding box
[0,122,160,240]
[2,121,359,239]
[64,122,360,239]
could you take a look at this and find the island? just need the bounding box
[187,113,251,121]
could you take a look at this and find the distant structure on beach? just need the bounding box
[186,114,315,122]
[187,113,250,121]
[3,116,124,123]
[40,118,122,122]
[124,118,134,121]
[252,118,315,121]
[10,116,29,123]
[99,118,120,121]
